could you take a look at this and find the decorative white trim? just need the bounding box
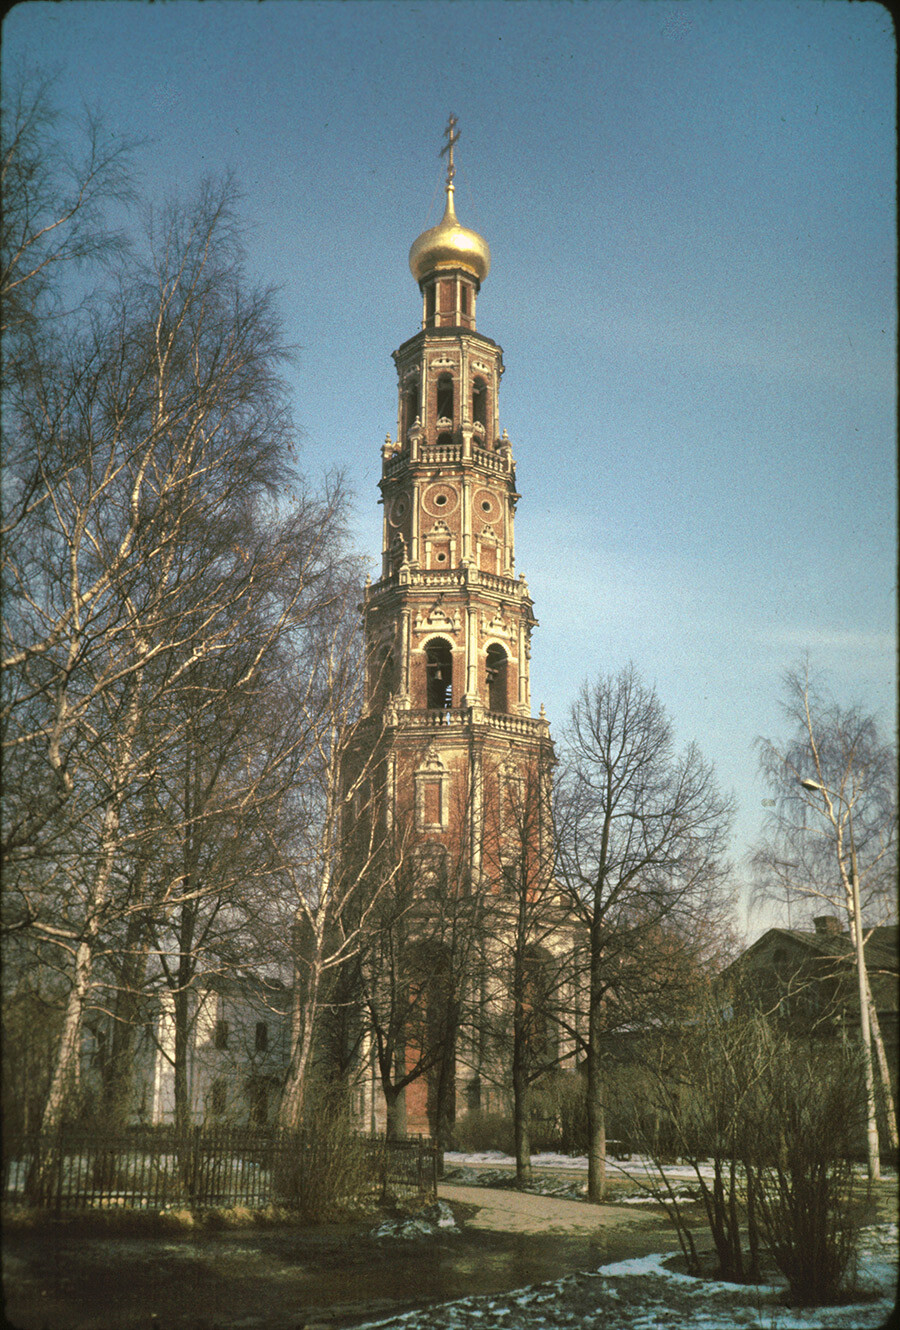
[423,520,457,571]
[415,745,450,832]
[423,483,460,517]
[480,606,516,641]
[414,601,461,633]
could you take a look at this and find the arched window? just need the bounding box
[403,383,420,439]
[210,1077,228,1118]
[372,645,394,703]
[486,644,508,712]
[406,938,455,1138]
[472,378,487,431]
[425,638,453,710]
[390,533,406,575]
[522,946,558,1069]
[415,746,450,830]
[436,374,454,440]
[248,1077,269,1127]
[414,843,448,897]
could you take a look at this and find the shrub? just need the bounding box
[451,1110,514,1155]
[274,1085,379,1220]
[632,1006,866,1301]
[529,1071,588,1153]
[748,1039,864,1304]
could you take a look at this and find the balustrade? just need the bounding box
[380,442,511,475]
[390,708,548,738]
[366,566,525,600]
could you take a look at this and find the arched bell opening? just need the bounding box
[472,377,488,434]
[436,373,454,444]
[486,643,508,713]
[402,383,420,440]
[521,945,559,1068]
[371,645,395,707]
[406,936,456,1143]
[413,843,449,898]
[425,638,453,710]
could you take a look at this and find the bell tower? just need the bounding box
[352,119,555,1135]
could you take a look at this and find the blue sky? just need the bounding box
[5,0,896,935]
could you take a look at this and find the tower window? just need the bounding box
[436,374,454,424]
[371,644,394,702]
[472,379,487,430]
[415,747,450,831]
[425,285,435,325]
[214,1019,229,1050]
[425,639,453,709]
[423,781,442,827]
[522,946,558,1067]
[211,1077,228,1117]
[486,644,508,713]
[460,285,469,316]
[403,384,420,438]
[249,1078,269,1126]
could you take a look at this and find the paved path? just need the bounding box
[437,1181,659,1238]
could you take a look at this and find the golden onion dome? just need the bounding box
[409,183,491,285]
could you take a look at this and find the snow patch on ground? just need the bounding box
[372,1201,459,1241]
[446,1152,590,1170]
[357,1222,898,1329]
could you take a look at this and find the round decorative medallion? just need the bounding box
[474,488,501,524]
[389,494,409,527]
[423,483,459,517]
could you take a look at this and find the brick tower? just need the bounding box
[352,119,556,1136]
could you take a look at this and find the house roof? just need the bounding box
[726,924,898,976]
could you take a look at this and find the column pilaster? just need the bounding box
[410,478,420,566]
[464,604,478,704]
[399,608,411,701]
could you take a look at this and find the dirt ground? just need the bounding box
[1,1187,679,1330]
[2,1173,895,1330]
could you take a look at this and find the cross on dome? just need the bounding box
[439,113,460,186]
[408,116,491,286]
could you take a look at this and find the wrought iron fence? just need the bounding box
[2,1127,436,1213]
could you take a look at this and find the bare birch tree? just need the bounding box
[2,81,351,1144]
[753,661,898,1171]
[1,70,132,344]
[273,591,404,1131]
